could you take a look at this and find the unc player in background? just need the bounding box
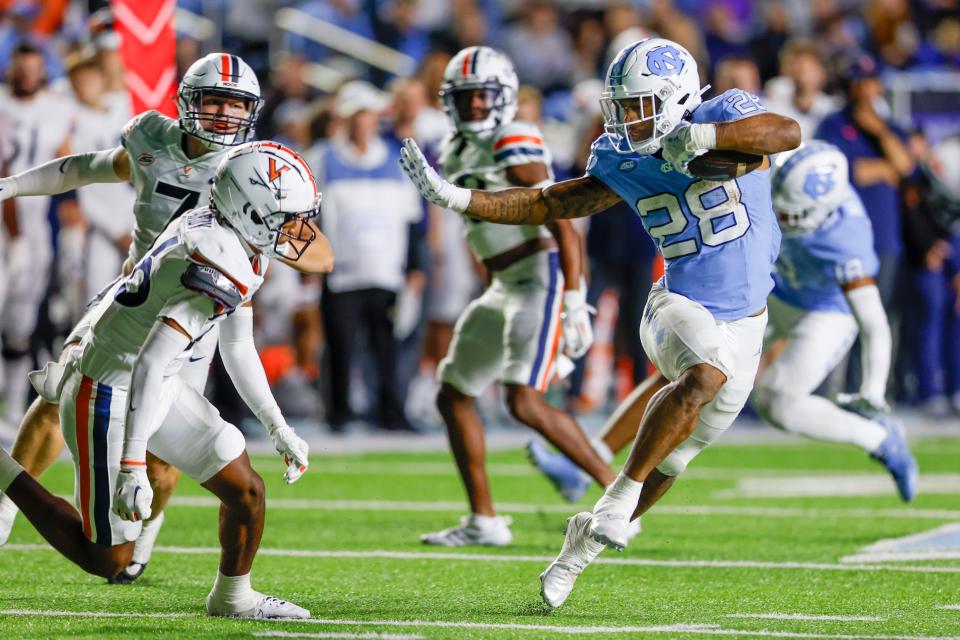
[0,53,329,583]
[399,37,800,606]
[0,42,76,429]
[420,47,618,547]
[755,142,918,498]
[0,142,321,618]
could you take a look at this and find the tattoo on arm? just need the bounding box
[465,175,622,225]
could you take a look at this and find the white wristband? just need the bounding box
[563,288,586,311]
[446,184,472,214]
[690,123,718,150]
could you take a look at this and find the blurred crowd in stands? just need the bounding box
[1,0,959,436]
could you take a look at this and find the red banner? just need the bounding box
[111,0,177,117]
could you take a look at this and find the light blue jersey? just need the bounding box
[773,189,879,313]
[587,89,781,321]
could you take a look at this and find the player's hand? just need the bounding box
[836,392,890,419]
[662,122,716,177]
[398,138,471,213]
[112,465,153,522]
[561,289,596,359]
[0,176,17,202]
[270,424,309,484]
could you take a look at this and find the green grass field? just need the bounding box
[1,435,959,639]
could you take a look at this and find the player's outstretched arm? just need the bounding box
[219,304,309,484]
[840,277,892,412]
[277,220,335,274]
[399,138,622,225]
[0,146,130,202]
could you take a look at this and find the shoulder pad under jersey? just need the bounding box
[180,210,261,298]
[491,120,548,167]
[121,110,178,153]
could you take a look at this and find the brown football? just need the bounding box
[687,150,764,181]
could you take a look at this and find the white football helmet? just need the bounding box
[439,46,518,139]
[770,141,851,236]
[601,38,704,155]
[211,141,320,260]
[177,53,262,151]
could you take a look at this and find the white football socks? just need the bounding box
[208,570,259,612]
[594,471,643,516]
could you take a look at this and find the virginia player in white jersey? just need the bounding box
[399,37,801,607]
[0,52,288,583]
[0,142,323,618]
[755,141,918,499]
[0,43,76,428]
[420,47,618,547]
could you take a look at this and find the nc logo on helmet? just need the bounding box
[803,166,836,199]
[646,45,686,78]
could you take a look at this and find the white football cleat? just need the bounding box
[0,493,17,546]
[421,514,512,547]
[206,592,310,619]
[540,512,604,608]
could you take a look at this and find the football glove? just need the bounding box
[661,122,716,177]
[269,424,309,484]
[561,289,596,360]
[399,138,471,213]
[113,463,153,522]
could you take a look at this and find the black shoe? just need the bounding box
[383,418,420,433]
[108,562,147,585]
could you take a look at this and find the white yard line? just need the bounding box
[161,495,960,521]
[5,544,959,574]
[2,611,955,640]
[716,474,960,498]
[936,605,960,610]
[726,614,885,622]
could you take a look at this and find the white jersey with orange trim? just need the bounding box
[121,110,227,265]
[438,120,553,261]
[78,207,267,388]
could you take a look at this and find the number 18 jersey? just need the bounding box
[121,111,226,264]
[586,88,781,321]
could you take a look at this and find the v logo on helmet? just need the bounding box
[268,157,290,183]
[646,45,685,77]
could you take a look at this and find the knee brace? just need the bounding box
[656,399,737,477]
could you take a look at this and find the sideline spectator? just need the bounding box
[309,80,422,432]
[764,40,839,142]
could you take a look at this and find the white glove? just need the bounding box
[398,138,471,213]
[661,122,717,177]
[836,392,890,419]
[112,464,153,522]
[561,289,596,360]
[0,176,17,202]
[270,424,309,484]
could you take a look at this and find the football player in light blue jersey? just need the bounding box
[398,36,801,608]
[753,141,918,499]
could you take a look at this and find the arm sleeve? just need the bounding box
[219,306,285,432]
[121,321,192,463]
[3,149,123,197]
[844,284,892,405]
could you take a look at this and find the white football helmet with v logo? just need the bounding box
[211,141,321,260]
[601,38,704,155]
